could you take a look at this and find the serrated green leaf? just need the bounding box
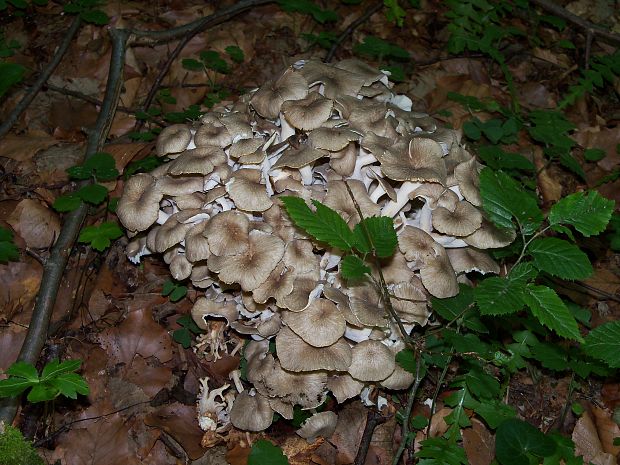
[471,399,516,429]
[583,320,620,368]
[49,372,89,398]
[225,45,244,63]
[41,359,81,381]
[79,221,123,251]
[523,284,583,341]
[53,193,82,212]
[496,418,556,465]
[549,190,614,237]
[352,216,397,257]
[559,152,586,180]
[280,196,355,251]
[475,262,536,315]
[530,342,568,370]
[26,383,59,403]
[415,437,468,465]
[528,237,592,280]
[340,255,371,279]
[465,367,500,399]
[479,168,543,234]
[0,377,36,398]
[248,439,289,465]
[6,361,38,382]
[431,284,485,331]
[77,183,108,205]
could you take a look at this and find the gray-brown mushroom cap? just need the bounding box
[250,68,309,119]
[229,390,274,431]
[156,124,192,157]
[204,210,250,256]
[446,247,500,274]
[276,327,352,372]
[282,298,346,347]
[432,201,483,237]
[380,137,447,185]
[419,248,459,298]
[207,230,285,291]
[281,92,334,131]
[463,219,517,249]
[296,411,338,443]
[347,340,395,382]
[116,173,163,232]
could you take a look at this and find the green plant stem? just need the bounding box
[392,350,424,465]
[513,224,551,270]
[425,356,451,440]
[0,27,130,426]
[0,16,82,139]
[324,1,383,63]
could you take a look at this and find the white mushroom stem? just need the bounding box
[279,112,295,141]
[300,165,314,185]
[215,197,234,212]
[351,150,377,181]
[369,184,387,203]
[344,325,372,343]
[320,250,341,270]
[229,369,245,393]
[418,202,433,233]
[381,181,422,217]
[430,234,468,248]
[157,209,173,225]
[187,129,197,150]
[449,184,464,200]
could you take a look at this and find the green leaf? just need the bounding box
[77,183,108,205]
[53,193,82,212]
[479,168,543,234]
[173,328,192,348]
[340,255,371,280]
[6,362,38,382]
[0,227,19,262]
[225,45,244,63]
[49,372,89,399]
[583,320,620,368]
[528,238,592,280]
[477,145,535,171]
[496,418,556,465]
[0,62,25,98]
[177,314,203,334]
[558,152,586,180]
[465,367,500,399]
[80,9,109,25]
[382,65,405,82]
[0,378,36,398]
[248,439,289,465]
[523,284,583,342]
[383,0,406,26]
[78,221,123,251]
[26,383,59,403]
[584,148,606,162]
[415,437,468,465]
[549,191,614,237]
[352,216,397,257]
[353,35,409,60]
[528,110,575,151]
[431,284,485,331]
[41,359,81,381]
[200,51,229,74]
[169,285,188,302]
[182,58,203,71]
[530,342,568,371]
[280,196,355,251]
[475,262,536,315]
[472,399,516,429]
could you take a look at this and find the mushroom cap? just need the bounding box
[380,364,415,390]
[309,127,360,152]
[207,230,285,291]
[454,158,482,206]
[226,170,273,212]
[299,60,365,98]
[156,124,192,156]
[281,92,334,131]
[194,121,232,148]
[282,298,346,347]
[116,174,163,232]
[398,226,442,262]
[463,219,517,249]
[166,146,225,176]
[347,340,395,381]
[276,327,352,372]
[446,247,500,274]
[296,411,338,443]
[327,374,364,403]
[229,390,274,431]
[419,248,459,298]
[391,280,430,325]
[204,210,250,256]
[380,138,447,184]
[432,201,483,236]
[250,68,308,119]
[192,297,239,329]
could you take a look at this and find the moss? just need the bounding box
[0,423,44,465]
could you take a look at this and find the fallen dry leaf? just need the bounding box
[462,418,495,465]
[591,406,620,456]
[7,199,60,249]
[572,411,616,465]
[0,258,43,323]
[145,403,206,460]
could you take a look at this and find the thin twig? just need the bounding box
[0,27,130,426]
[43,83,135,114]
[324,2,383,63]
[0,16,82,139]
[133,0,275,131]
[529,0,620,47]
[353,409,389,465]
[392,351,424,465]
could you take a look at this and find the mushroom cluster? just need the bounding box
[118,59,509,436]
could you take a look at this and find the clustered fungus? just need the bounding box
[118,58,506,440]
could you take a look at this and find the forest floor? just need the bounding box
[0,0,620,464]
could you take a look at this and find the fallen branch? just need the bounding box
[353,408,388,465]
[0,27,131,426]
[529,0,620,47]
[0,16,82,139]
[324,2,383,63]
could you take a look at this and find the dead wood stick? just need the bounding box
[529,0,620,47]
[0,16,82,139]
[324,2,383,63]
[353,409,388,465]
[133,0,275,132]
[0,27,130,426]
